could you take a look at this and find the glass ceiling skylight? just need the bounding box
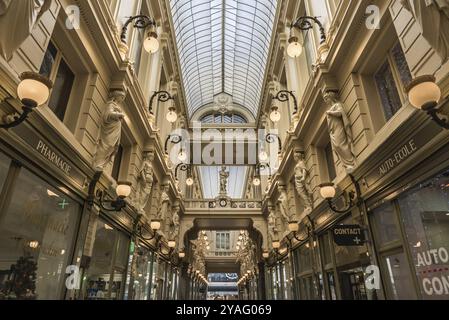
[170,0,277,117]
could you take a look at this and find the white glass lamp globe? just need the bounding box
[17,72,52,106]
[269,106,281,123]
[178,252,185,258]
[168,240,176,248]
[272,240,281,249]
[166,108,178,123]
[406,75,441,110]
[253,177,261,186]
[143,32,160,54]
[288,221,299,232]
[150,220,161,231]
[177,150,187,162]
[319,183,336,200]
[116,182,132,198]
[262,252,269,259]
[287,36,303,58]
[259,150,268,162]
[186,177,194,186]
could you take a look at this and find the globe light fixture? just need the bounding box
[319,183,336,200]
[178,252,185,259]
[287,36,303,58]
[272,240,281,249]
[1,72,53,129]
[288,221,299,232]
[166,106,178,123]
[258,150,268,162]
[405,75,449,129]
[186,177,194,186]
[116,182,132,199]
[269,106,281,123]
[252,176,261,186]
[168,240,176,248]
[143,31,160,53]
[262,251,269,259]
[177,149,187,162]
[150,219,161,231]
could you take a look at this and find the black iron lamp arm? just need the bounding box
[149,90,174,115]
[0,101,36,129]
[175,163,191,179]
[120,15,156,43]
[292,16,326,44]
[272,90,298,115]
[255,163,272,180]
[292,225,312,243]
[327,174,362,214]
[425,97,449,129]
[96,190,127,212]
[265,133,282,153]
[164,134,183,154]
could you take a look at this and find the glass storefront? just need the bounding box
[82,219,130,300]
[124,243,156,300]
[0,152,81,300]
[370,167,449,300]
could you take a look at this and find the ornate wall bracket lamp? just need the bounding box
[270,90,299,122]
[319,174,362,214]
[287,16,326,58]
[164,134,183,154]
[175,163,194,186]
[405,75,449,129]
[148,90,175,116]
[252,163,271,186]
[94,182,132,212]
[120,15,159,54]
[1,72,52,129]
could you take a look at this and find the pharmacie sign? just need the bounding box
[332,225,365,246]
[11,123,87,187]
[415,247,449,298]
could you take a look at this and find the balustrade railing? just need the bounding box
[184,199,262,209]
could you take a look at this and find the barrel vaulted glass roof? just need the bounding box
[170,0,277,117]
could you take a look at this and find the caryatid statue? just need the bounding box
[400,0,449,64]
[268,207,278,242]
[170,207,180,241]
[323,90,357,172]
[93,90,126,172]
[277,185,294,223]
[294,152,313,213]
[0,0,52,61]
[219,166,229,195]
[136,152,154,213]
[157,185,170,222]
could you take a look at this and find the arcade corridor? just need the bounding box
[0,0,449,303]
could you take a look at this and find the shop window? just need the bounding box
[382,251,417,300]
[0,151,11,192]
[320,232,332,266]
[0,166,81,300]
[111,145,124,181]
[39,41,75,122]
[374,42,412,122]
[83,220,130,300]
[325,142,337,181]
[326,272,337,300]
[124,244,154,300]
[339,267,368,300]
[370,202,401,246]
[397,169,449,300]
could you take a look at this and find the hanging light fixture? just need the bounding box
[269,106,281,123]
[120,15,159,55]
[166,106,178,123]
[143,28,160,53]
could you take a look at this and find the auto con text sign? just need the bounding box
[333,225,365,246]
